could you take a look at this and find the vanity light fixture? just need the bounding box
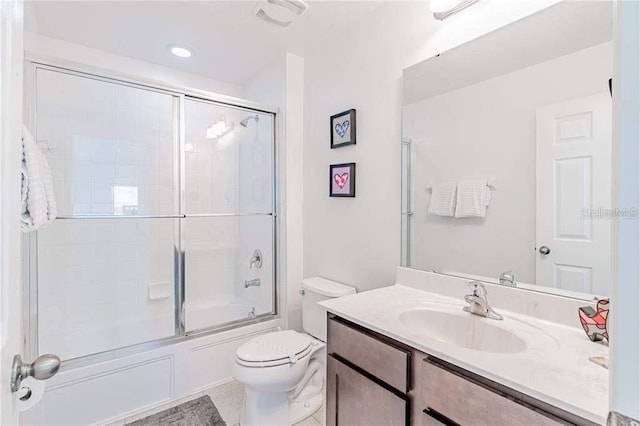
[167,44,193,58]
[429,0,479,20]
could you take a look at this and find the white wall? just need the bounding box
[25,33,243,98]
[611,0,640,420]
[243,56,286,109]
[404,42,612,284]
[283,54,305,331]
[302,0,562,292]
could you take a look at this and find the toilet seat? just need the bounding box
[236,330,312,368]
[234,277,355,426]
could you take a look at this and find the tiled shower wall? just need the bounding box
[37,219,176,360]
[183,99,274,331]
[234,113,275,316]
[33,67,274,361]
[36,69,175,216]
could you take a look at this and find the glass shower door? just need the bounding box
[183,98,275,332]
[34,67,179,360]
[29,64,278,362]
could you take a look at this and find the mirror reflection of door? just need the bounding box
[535,93,612,295]
[400,1,614,298]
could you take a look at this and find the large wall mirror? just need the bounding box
[401,1,613,300]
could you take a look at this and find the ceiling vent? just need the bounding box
[255,0,308,27]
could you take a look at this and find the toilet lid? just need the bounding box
[236,330,312,366]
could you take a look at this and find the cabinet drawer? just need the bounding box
[421,358,563,426]
[327,355,408,426]
[328,317,411,392]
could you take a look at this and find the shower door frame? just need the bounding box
[22,56,281,368]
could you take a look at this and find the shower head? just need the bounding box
[240,114,260,127]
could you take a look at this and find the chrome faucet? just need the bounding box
[499,270,516,287]
[244,278,261,288]
[463,281,503,321]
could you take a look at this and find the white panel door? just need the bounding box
[1,1,25,423]
[536,93,612,295]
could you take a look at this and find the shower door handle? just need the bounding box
[10,353,61,392]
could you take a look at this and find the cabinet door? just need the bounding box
[421,358,565,426]
[327,355,408,426]
[328,317,411,393]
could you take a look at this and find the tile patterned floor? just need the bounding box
[104,380,322,426]
[202,381,244,426]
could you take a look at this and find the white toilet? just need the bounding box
[233,277,356,426]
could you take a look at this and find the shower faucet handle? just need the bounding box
[249,249,263,269]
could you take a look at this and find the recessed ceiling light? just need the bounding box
[168,44,193,58]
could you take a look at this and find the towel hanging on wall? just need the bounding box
[21,125,57,232]
[427,181,457,217]
[455,179,491,218]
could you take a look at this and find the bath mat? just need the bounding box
[126,395,227,426]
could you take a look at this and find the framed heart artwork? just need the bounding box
[330,109,356,148]
[329,163,356,197]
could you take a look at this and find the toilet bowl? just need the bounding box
[233,277,356,426]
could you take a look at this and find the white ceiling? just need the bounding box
[29,1,383,85]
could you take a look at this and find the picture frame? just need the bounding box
[329,162,356,197]
[330,109,356,148]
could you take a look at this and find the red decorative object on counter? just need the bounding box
[579,299,610,342]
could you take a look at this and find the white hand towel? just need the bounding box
[20,126,57,232]
[455,179,491,218]
[427,182,457,217]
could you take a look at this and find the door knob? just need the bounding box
[539,245,551,255]
[10,354,61,392]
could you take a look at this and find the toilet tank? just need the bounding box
[301,277,356,342]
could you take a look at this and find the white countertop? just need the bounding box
[320,284,609,425]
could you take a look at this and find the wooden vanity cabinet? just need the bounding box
[420,357,566,426]
[326,314,599,426]
[326,356,409,426]
[326,315,411,426]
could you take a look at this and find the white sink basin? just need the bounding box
[398,307,528,354]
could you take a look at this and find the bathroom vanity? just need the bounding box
[322,268,609,426]
[327,315,595,426]
[371,3,613,423]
